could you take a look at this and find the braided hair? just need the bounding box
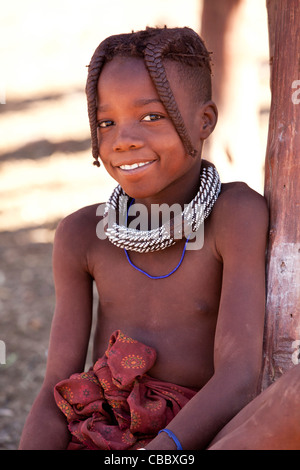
[86,26,212,167]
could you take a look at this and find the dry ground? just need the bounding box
[0,92,117,449]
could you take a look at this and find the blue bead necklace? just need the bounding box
[124,199,190,280]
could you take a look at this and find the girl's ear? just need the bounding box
[198,101,218,139]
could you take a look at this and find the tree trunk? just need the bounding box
[262,0,300,388]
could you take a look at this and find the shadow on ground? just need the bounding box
[0,225,57,449]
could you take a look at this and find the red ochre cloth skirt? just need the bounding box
[54,330,196,450]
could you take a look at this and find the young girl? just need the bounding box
[19,26,297,451]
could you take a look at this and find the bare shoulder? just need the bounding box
[53,203,102,264]
[55,203,100,242]
[210,182,269,257]
[213,181,268,224]
[218,181,267,209]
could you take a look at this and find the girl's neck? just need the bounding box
[134,159,203,213]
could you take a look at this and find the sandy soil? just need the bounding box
[0,90,118,450]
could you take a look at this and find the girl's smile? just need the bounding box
[118,160,156,172]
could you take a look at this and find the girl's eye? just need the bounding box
[142,114,163,122]
[97,120,114,128]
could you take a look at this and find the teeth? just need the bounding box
[120,161,151,170]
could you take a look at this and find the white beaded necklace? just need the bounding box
[104,163,221,254]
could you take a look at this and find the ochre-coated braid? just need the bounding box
[86,42,108,166]
[144,39,198,158]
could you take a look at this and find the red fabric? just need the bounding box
[54,330,196,450]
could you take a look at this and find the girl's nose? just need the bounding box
[113,126,144,152]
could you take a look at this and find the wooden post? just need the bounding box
[262,0,300,388]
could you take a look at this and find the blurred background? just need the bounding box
[0,0,270,449]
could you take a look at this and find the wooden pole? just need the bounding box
[262,0,300,388]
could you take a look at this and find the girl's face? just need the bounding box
[96,56,209,206]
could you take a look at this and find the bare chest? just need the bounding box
[89,236,222,388]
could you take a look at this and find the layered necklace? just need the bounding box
[103,163,221,278]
